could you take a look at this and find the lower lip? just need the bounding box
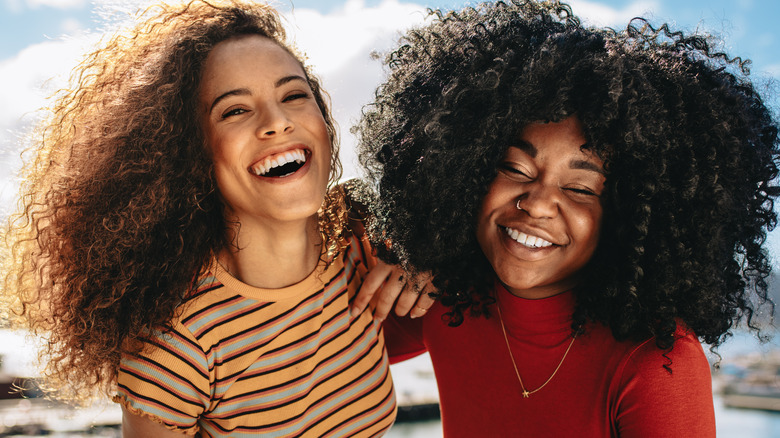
[251,151,313,184]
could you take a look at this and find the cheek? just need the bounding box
[206,127,243,170]
[571,206,603,252]
[203,126,226,165]
[475,190,494,229]
[210,145,234,174]
[475,184,503,254]
[475,208,490,253]
[479,178,510,213]
[305,105,330,136]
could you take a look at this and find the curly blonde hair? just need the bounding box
[1,0,346,402]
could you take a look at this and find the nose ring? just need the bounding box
[516,199,524,211]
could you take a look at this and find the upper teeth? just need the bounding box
[505,227,553,248]
[251,149,306,176]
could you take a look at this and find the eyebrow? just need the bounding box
[512,141,605,175]
[207,74,309,115]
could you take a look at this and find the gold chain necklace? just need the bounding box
[496,302,577,398]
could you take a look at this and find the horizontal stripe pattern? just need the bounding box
[115,235,396,436]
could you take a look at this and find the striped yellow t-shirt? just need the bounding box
[114,235,396,437]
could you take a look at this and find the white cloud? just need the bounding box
[0,33,99,213]
[4,0,23,13]
[287,0,427,75]
[60,17,83,34]
[0,34,97,134]
[26,0,86,9]
[766,63,780,77]
[285,0,431,178]
[568,0,661,28]
[737,0,754,9]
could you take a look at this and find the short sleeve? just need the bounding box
[612,332,716,438]
[114,323,211,435]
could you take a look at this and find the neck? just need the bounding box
[502,275,582,300]
[218,214,322,289]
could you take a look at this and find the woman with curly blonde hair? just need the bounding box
[1,1,399,436]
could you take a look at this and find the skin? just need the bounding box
[351,261,435,321]
[123,410,186,438]
[199,34,332,290]
[476,116,605,300]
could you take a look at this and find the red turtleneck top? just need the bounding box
[385,285,716,437]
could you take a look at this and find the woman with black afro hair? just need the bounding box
[354,0,779,436]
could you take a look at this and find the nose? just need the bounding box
[515,183,560,219]
[256,104,293,138]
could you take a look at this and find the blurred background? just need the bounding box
[1,0,779,436]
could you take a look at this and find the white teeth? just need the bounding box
[504,227,553,248]
[251,149,307,176]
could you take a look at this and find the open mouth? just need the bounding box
[503,226,554,248]
[250,149,308,178]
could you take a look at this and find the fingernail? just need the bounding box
[350,307,360,318]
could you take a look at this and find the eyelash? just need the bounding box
[221,108,246,119]
[499,163,531,178]
[499,164,600,197]
[219,92,310,119]
[284,92,310,102]
[566,187,598,197]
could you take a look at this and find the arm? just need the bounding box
[114,325,209,436]
[383,310,427,364]
[122,407,190,437]
[341,179,436,320]
[614,332,716,438]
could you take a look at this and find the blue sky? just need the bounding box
[1,0,779,250]
[2,0,778,74]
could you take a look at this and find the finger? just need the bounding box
[393,282,421,317]
[395,272,435,317]
[351,260,395,318]
[371,270,407,321]
[409,285,438,319]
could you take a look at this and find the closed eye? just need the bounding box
[221,107,248,119]
[565,187,600,197]
[283,92,310,102]
[499,163,531,179]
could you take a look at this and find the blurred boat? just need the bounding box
[716,349,780,412]
[390,353,441,423]
[0,329,121,436]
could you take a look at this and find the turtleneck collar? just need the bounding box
[494,281,575,336]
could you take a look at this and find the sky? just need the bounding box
[0,0,779,251]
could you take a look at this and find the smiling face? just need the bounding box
[198,34,331,227]
[476,116,605,299]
